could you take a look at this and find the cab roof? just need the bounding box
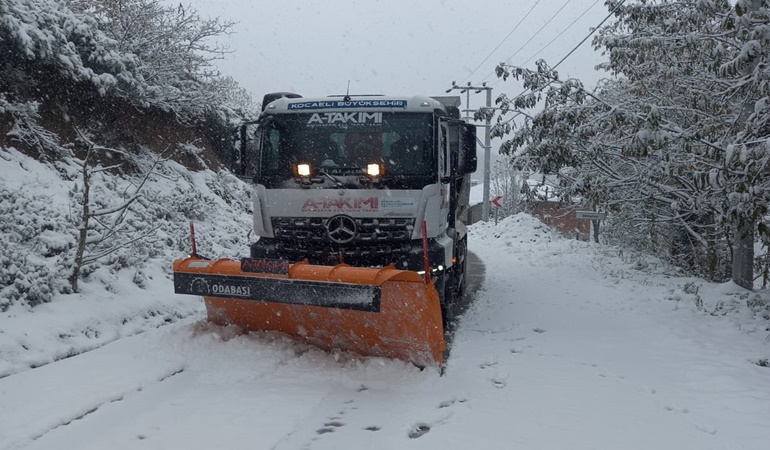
[263,95,452,114]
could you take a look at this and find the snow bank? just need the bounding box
[0,147,252,377]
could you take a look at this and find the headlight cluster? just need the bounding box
[294,163,384,179]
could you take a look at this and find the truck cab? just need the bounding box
[232,93,477,321]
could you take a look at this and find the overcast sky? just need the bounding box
[186,0,612,108]
[182,0,613,173]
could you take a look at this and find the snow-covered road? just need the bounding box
[2,214,769,450]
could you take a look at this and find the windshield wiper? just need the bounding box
[319,169,344,187]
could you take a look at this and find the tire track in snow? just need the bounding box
[0,327,187,450]
[27,368,185,444]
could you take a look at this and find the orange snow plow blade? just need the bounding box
[173,257,446,367]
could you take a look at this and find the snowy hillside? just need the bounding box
[0,147,252,377]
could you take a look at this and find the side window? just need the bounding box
[247,125,262,177]
[264,128,282,172]
[439,123,450,178]
[448,122,460,175]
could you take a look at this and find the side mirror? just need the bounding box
[231,121,261,180]
[459,123,477,174]
[231,124,246,176]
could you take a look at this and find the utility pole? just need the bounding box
[447,81,493,221]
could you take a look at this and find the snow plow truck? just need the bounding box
[173,93,477,367]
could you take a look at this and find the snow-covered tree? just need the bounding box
[490,155,524,218]
[0,0,258,307]
[0,0,140,99]
[489,0,770,287]
[67,0,237,119]
[1,0,250,124]
[68,129,170,292]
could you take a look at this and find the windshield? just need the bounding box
[258,111,435,186]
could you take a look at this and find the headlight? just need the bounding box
[296,163,311,177]
[366,163,383,177]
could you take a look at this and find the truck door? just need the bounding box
[438,118,465,178]
[438,120,458,231]
[232,121,261,181]
[439,118,467,230]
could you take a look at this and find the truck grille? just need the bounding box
[270,217,416,265]
[272,217,414,243]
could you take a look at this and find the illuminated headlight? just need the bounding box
[366,163,382,177]
[296,163,311,177]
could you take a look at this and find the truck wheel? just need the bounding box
[439,271,456,327]
[454,238,468,297]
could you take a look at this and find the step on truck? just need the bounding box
[173,93,477,367]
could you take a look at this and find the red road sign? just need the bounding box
[492,196,503,208]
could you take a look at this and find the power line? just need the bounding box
[519,0,603,68]
[459,0,543,85]
[493,0,626,93]
[480,0,575,84]
[551,0,624,70]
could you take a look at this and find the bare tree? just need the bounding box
[68,128,170,292]
[490,155,523,218]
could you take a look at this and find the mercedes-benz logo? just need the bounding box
[326,215,357,244]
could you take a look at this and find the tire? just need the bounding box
[455,238,468,298]
[438,271,456,328]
